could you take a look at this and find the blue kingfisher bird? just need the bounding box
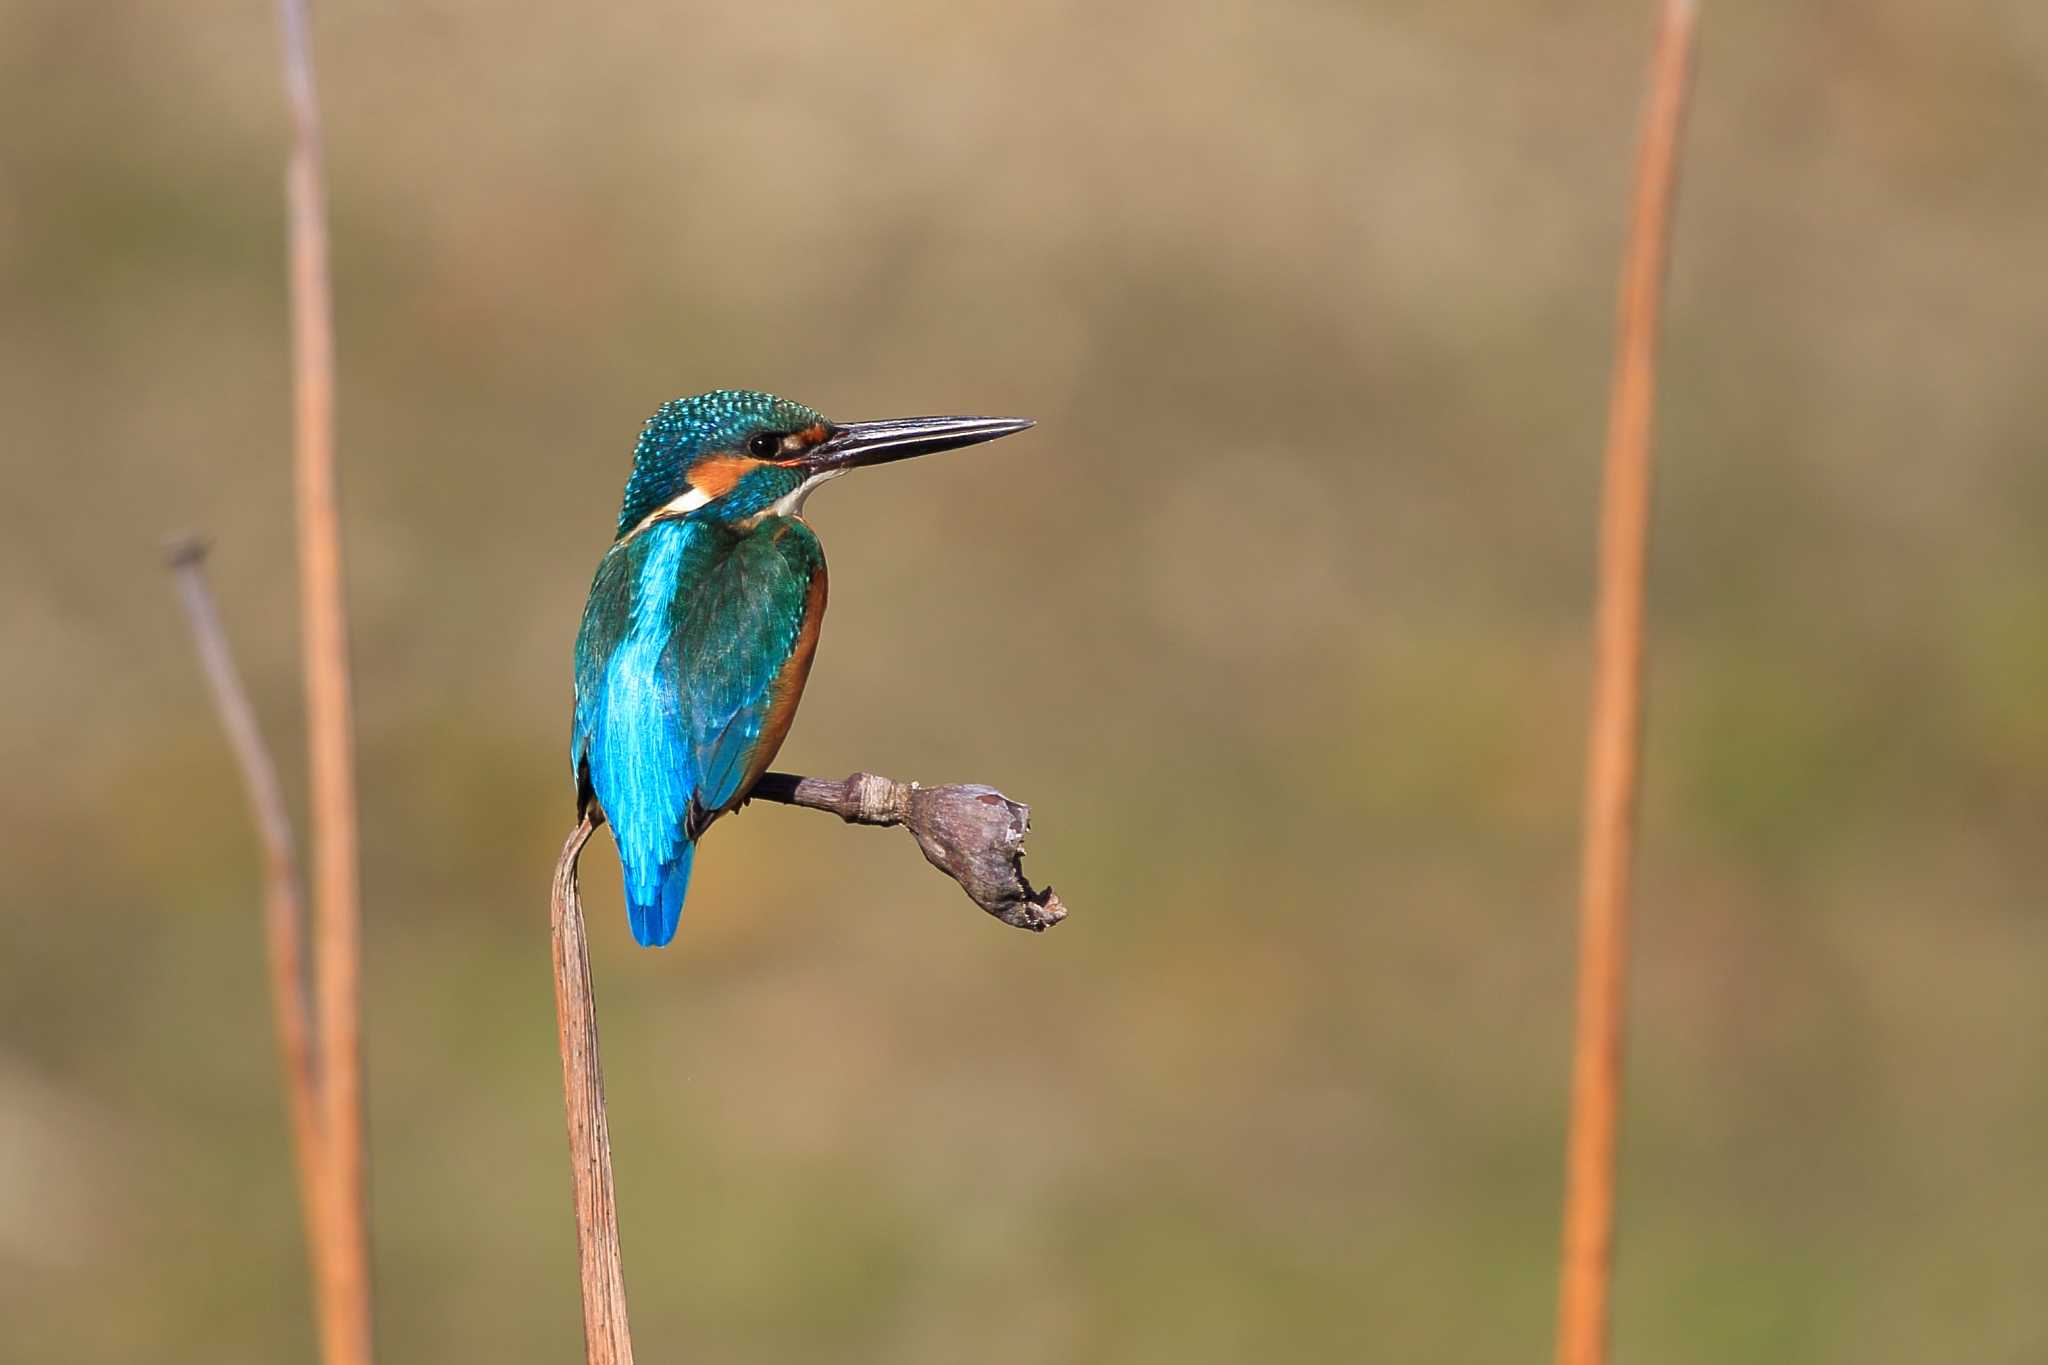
[572,389,1033,946]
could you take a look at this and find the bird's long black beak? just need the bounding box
[803,415,1034,473]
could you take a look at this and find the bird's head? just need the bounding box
[615,389,1032,538]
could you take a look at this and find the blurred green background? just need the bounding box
[4,1,2044,1361]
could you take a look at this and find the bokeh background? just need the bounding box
[4,1,2044,1361]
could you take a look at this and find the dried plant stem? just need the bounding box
[277,0,374,1361]
[551,817,636,1365]
[1554,5,1698,1365]
[166,540,326,1297]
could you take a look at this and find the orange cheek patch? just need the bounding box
[686,455,763,498]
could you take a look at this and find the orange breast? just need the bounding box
[736,560,828,803]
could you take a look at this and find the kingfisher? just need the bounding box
[572,389,1032,946]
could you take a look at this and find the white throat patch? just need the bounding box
[769,467,846,519]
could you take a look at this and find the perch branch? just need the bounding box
[1554,5,1698,1365]
[164,538,326,1305]
[276,0,374,1360]
[551,816,636,1365]
[547,770,1061,1362]
[746,771,1068,931]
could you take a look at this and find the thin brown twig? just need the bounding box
[551,816,636,1365]
[276,0,374,1360]
[164,537,326,1300]
[1554,5,1698,1365]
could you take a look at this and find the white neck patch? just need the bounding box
[622,485,712,540]
[663,486,714,516]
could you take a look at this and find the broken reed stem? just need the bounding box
[1554,5,1698,1365]
[746,771,907,821]
[165,540,326,1304]
[276,0,374,1360]
[551,817,636,1365]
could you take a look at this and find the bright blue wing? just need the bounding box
[573,522,703,946]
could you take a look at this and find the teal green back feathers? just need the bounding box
[573,514,824,945]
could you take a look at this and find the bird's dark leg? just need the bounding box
[574,756,605,828]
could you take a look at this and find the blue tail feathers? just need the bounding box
[626,841,695,948]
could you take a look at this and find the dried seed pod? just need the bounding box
[903,783,1066,931]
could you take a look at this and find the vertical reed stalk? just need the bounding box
[1554,4,1698,1365]
[551,817,638,1365]
[277,0,374,1360]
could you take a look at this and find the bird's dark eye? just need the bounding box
[747,432,784,457]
